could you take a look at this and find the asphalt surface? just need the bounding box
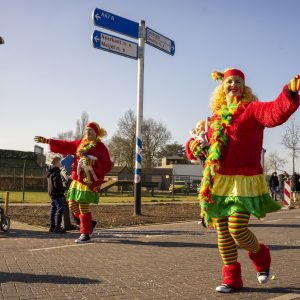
[0,207,300,299]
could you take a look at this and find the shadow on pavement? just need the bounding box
[250,224,300,228]
[97,229,204,237]
[2,228,79,239]
[2,228,205,240]
[0,272,100,284]
[103,239,300,250]
[269,244,300,251]
[240,286,300,294]
[97,238,218,248]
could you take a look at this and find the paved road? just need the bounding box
[0,208,300,299]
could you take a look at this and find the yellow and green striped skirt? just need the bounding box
[201,174,281,225]
[67,180,99,204]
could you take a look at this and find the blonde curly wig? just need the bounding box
[210,84,258,114]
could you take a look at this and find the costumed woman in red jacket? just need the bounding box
[35,122,112,243]
[186,69,300,293]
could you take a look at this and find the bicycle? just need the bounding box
[0,206,10,232]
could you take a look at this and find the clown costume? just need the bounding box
[186,69,300,292]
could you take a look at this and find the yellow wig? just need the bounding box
[210,83,258,114]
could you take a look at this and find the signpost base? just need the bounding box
[134,181,141,215]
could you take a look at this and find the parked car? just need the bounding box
[189,180,201,193]
[169,181,187,193]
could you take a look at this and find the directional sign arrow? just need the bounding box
[92,30,138,60]
[171,43,175,52]
[93,8,139,39]
[145,27,175,56]
[94,35,100,43]
[94,12,101,21]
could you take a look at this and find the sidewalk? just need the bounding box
[0,208,300,299]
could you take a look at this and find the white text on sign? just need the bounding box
[96,11,115,22]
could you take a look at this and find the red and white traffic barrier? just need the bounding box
[283,180,291,208]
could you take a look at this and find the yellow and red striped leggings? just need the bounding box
[68,201,90,214]
[215,212,260,265]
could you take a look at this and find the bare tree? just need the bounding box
[281,117,300,173]
[74,111,89,139]
[265,151,287,174]
[108,110,172,169]
[57,130,74,141]
[56,111,89,140]
[108,110,136,169]
[142,118,172,168]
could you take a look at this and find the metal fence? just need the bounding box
[0,167,47,191]
[0,163,203,194]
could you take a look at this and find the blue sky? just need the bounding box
[0,0,299,172]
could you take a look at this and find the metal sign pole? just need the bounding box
[134,20,145,216]
[91,8,175,215]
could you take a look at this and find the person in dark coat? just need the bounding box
[269,172,279,200]
[291,172,300,202]
[278,173,284,200]
[47,154,66,233]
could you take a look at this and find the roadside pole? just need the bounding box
[5,192,9,215]
[134,20,145,215]
[283,179,291,208]
[22,160,26,202]
[172,167,175,200]
[92,8,175,216]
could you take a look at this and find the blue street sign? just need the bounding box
[146,27,175,56]
[93,8,139,39]
[92,30,138,60]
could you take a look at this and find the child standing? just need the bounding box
[47,154,66,233]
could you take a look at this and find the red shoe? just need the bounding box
[248,243,271,284]
[216,262,243,293]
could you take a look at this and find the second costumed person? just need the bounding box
[35,122,112,243]
[186,69,300,293]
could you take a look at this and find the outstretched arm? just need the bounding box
[34,136,49,144]
[250,75,300,128]
[34,136,80,155]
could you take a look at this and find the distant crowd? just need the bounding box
[268,171,300,202]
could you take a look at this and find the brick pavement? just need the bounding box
[0,208,300,299]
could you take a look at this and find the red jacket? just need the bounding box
[186,85,299,175]
[210,85,299,175]
[49,139,112,190]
